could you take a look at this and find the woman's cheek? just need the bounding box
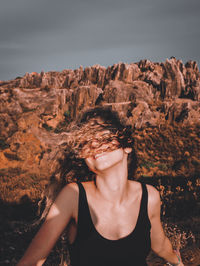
[85,157,96,172]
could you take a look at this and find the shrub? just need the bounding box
[140,160,156,169]
[42,123,53,131]
[158,163,169,171]
[0,139,10,150]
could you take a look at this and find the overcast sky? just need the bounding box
[0,0,200,81]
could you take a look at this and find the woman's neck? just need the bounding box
[95,159,129,205]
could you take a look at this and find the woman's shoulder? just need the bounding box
[144,183,161,218]
[129,179,156,191]
[129,180,160,203]
[145,183,160,204]
[56,182,80,208]
[64,180,94,193]
[61,182,79,195]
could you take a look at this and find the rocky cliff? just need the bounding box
[0,57,200,203]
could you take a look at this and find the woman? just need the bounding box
[17,107,184,266]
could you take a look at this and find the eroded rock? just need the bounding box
[0,58,200,202]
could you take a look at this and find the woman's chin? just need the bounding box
[94,161,112,172]
[85,148,125,173]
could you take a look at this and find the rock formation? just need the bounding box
[0,57,200,202]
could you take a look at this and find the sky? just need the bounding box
[0,0,200,81]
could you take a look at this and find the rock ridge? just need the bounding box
[0,57,199,202]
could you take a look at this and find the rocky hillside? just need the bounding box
[0,57,200,203]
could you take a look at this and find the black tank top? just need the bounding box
[68,182,151,266]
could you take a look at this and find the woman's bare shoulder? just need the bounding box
[146,184,160,203]
[129,180,160,209]
[63,181,94,197]
[128,180,146,192]
[55,182,79,209]
[129,180,158,194]
[58,182,79,197]
[145,184,161,218]
[50,182,80,220]
[64,182,79,191]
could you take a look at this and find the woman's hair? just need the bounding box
[76,107,137,174]
[62,106,137,180]
[37,106,137,264]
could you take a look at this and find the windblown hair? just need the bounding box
[37,106,138,265]
[69,107,134,158]
[62,106,137,180]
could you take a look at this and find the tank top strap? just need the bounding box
[76,181,89,217]
[76,181,87,203]
[76,182,93,237]
[137,182,149,223]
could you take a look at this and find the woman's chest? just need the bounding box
[86,197,141,240]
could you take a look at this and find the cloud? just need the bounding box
[0,0,200,80]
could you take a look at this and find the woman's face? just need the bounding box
[85,147,125,173]
[84,137,132,173]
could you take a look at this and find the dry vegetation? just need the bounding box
[1,123,200,265]
[134,124,200,179]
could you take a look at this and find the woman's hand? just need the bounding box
[173,249,184,266]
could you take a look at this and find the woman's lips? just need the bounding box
[94,153,106,159]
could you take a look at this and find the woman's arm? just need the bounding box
[17,183,78,266]
[147,185,184,266]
